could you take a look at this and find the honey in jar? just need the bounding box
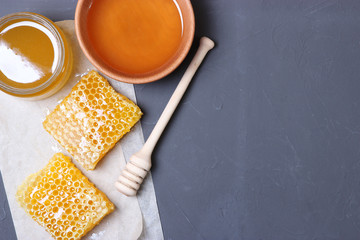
[0,12,72,99]
[87,0,183,75]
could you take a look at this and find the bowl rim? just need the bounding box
[75,0,195,84]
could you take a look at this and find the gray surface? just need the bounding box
[2,0,360,240]
[0,0,77,21]
[136,1,360,239]
[0,173,17,240]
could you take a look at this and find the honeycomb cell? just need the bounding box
[43,71,142,170]
[16,153,114,240]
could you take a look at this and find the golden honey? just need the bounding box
[87,0,183,74]
[43,71,142,170]
[16,153,114,240]
[0,12,72,99]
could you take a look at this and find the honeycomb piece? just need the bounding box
[43,70,142,170]
[16,153,114,240]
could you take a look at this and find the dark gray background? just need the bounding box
[2,0,360,239]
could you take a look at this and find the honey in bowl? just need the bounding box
[87,0,183,75]
[0,12,72,99]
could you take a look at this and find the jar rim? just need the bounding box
[0,12,66,95]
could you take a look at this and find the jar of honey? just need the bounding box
[0,12,72,99]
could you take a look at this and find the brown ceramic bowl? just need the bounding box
[75,0,195,84]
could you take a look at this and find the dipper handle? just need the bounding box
[115,37,215,196]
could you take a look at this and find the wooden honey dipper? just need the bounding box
[115,37,215,196]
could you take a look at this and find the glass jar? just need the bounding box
[0,12,72,99]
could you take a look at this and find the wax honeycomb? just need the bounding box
[16,153,114,240]
[43,71,142,170]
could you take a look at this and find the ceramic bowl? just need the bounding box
[75,0,195,84]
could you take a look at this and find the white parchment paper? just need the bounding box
[0,20,163,240]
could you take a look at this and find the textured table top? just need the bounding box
[3,0,360,239]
